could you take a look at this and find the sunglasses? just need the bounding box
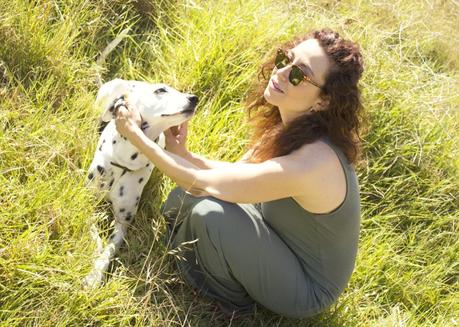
[274,48,323,89]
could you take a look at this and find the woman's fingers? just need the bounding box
[169,125,180,136]
[114,100,144,139]
[115,100,141,127]
[180,122,188,138]
[127,103,142,126]
[166,122,188,138]
[115,105,129,121]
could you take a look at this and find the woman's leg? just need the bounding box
[160,186,199,242]
[161,187,326,318]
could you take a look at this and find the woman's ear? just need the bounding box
[312,96,330,111]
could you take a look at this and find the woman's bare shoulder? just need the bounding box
[237,141,261,163]
[238,139,339,167]
[289,139,339,167]
[291,139,347,213]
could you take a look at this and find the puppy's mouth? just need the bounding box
[161,107,195,117]
[181,108,195,115]
[160,95,198,117]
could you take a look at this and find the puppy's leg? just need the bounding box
[84,168,151,288]
[86,153,110,190]
[84,185,128,289]
[84,221,127,289]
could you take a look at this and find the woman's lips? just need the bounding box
[270,79,284,93]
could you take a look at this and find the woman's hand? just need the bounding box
[164,122,189,157]
[114,100,142,140]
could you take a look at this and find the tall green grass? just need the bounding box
[0,0,457,326]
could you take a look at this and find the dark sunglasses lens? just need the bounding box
[289,65,304,86]
[275,50,289,69]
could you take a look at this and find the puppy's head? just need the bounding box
[95,79,197,134]
[132,83,197,129]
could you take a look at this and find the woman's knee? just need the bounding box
[161,187,189,215]
[188,198,229,229]
[161,188,227,228]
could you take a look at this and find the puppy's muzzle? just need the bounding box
[161,95,199,117]
[187,95,198,108]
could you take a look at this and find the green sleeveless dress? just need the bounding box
[161,137,360,318]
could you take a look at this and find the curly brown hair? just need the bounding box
[245,28,365,164]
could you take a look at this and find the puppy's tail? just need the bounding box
[95,26,131,87]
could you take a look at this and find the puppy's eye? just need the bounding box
[154,87,167,95]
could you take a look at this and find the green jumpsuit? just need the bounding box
[161,137,360,318]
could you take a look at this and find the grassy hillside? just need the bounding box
[0,0,457,326]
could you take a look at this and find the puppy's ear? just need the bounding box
[95,79,130,122]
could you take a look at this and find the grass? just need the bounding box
[0,0,458,326]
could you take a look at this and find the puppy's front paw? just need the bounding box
[83,250,112,290]
[83,269,104,290]
[83,270,104,290]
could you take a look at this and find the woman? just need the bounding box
[115,28,365,318]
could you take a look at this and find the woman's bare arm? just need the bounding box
[181,146,254,168]
[114,104,329,204]
[163,122,234,169]
[178,151,234,169]
[128,126,327,203]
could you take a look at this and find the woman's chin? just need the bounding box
[263,88,280,106]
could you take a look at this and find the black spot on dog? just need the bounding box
[98,120,108,134]
[119,186,124,197]
[109,179,114,187]
[119,208,125,213]
[87,172,94,180]
[97,165,105,175]
[100,182,105,188]
[146,163,150,167]
[103,139,106,143]
[125,212,132,221]
[112,140,117,144]
[122,136,127,141]
[136,196,140,201]
[121,170,127,177]
[99,145,102,151]
[138,178,144,184]
[131,152,138,160]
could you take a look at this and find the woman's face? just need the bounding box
[264,38,331,118]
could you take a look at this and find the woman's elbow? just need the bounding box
[194,172,243,203]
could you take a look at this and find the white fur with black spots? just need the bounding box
[84,78,197,288]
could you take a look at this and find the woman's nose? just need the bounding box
[275,65,290,83]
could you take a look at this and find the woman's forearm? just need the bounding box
[181,151,234,169]
[130,130,210,195]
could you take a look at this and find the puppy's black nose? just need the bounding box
[187,95,198,108]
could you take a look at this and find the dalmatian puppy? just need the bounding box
[84,78,197,288]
